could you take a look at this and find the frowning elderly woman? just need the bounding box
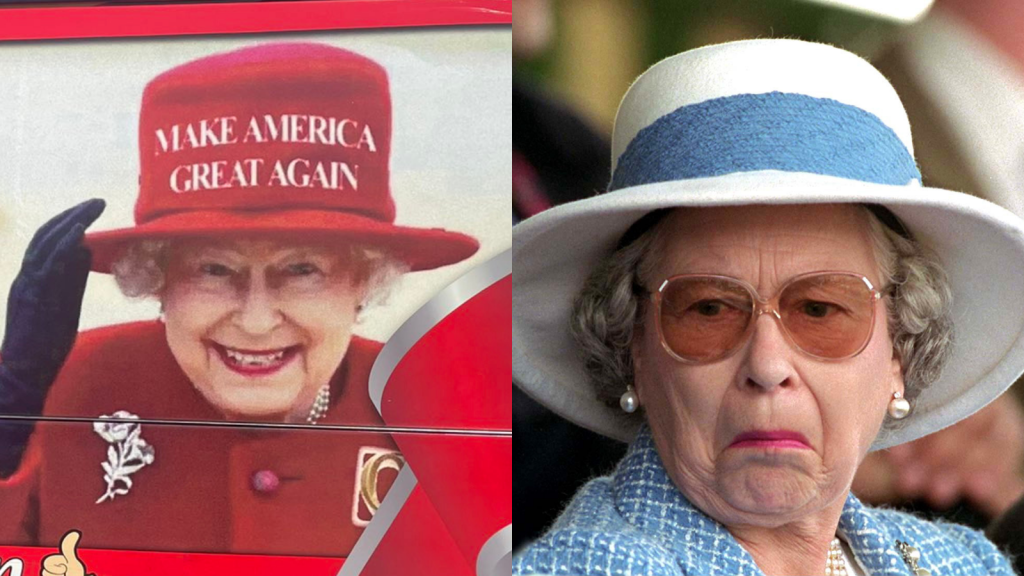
[512,40,1024,576]
[0,43,477,556]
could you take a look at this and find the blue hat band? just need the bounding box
[610,92,921,191]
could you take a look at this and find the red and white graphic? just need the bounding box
[342,251,512,576]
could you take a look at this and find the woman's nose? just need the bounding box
[740,313,797,392]
[233,275,283,334]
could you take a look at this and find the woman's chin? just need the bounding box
[717,468,820,517]
[215,400,300,422]
[197,381,306,422]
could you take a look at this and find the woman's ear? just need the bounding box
[353,274,373,314]
[630,331,645,404]
[890,348,906,398]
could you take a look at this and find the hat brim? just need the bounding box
[797,0,933,23]
[512,170,1024,451]
[85,209,480,273]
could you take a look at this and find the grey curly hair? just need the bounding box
[111,239,409,311]
[570,205,954,433]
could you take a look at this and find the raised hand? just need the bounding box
[0,199,105,478]
[41,530,94,576]
[1,199,105,395]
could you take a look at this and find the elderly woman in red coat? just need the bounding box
[0,43,477,557]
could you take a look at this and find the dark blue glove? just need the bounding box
[0,199,105,477]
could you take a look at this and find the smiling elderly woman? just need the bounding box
[0,43,478,557]
[512,40,1024,576]
[112,238,405,423]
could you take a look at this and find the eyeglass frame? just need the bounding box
[644,270,886,364]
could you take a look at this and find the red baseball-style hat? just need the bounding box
[85,42,480,273]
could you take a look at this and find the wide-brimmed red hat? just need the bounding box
[85,42,479,273]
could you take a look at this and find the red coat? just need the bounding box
[0,320,399,557]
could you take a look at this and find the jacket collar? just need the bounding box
[612,426,914,575]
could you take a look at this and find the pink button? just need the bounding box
[251,470,280,494]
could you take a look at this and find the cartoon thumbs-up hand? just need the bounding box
[41,530,94,576]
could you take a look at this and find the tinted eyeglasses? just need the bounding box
[649,271,884,363]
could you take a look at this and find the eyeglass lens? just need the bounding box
[658,274,875,362]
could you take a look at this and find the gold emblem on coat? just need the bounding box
[352,446,405,526]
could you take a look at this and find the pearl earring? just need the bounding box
[888,391,910,419]
[620,385,639,413]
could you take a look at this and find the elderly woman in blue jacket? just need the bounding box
[512,39,1024,575]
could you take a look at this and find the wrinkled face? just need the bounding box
[632,204,903,528]
[162,237,369,422]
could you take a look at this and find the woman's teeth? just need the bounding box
[224,348,286,367]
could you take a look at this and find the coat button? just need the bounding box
[251,470,281,494]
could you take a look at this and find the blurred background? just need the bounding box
[515,0,904,139]
[513,0,1024,569]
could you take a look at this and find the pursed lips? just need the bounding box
[728,430,811,450]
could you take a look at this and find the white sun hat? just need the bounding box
[512,38,1024,451]
[799,0,934,23]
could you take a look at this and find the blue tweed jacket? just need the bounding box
[513,426,1017,576]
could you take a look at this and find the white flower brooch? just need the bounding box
[93,411,155,504]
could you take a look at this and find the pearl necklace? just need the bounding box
[305,383,331,425]
[825,538,847,576]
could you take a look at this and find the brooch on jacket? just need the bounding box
[93,411,156,503]
[895,540,932,576]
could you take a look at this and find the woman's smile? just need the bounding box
[208,341,302,376]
